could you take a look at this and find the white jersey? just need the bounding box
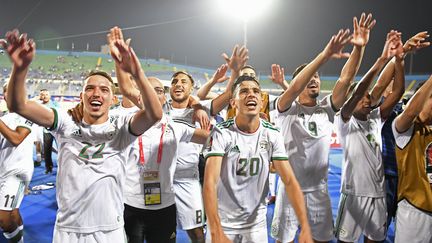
[51,108,136,233]
[269,94,278,111]
[0,112,34,180]
[335,108,385,197]
[275,95,336,191]
[166,100,211,180]
[204,118,288,233]
[123,114,195,210]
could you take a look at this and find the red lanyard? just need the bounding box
[138,123,166,166]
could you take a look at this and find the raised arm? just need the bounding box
[110,30,162,135]
[277,29,352,112]
[395,75,432,133]
[273,159,313,243]
[210,45,249,115]
[203,155,232,243]
[196,64,229,100]
[0,120,31,146]
[1,30,55,128]
[379,37,405,120]
[331,13,376,109]
[371,31,430,106]
[340,30,400,121]
[369,33,403,106]
[108,27,142,108]
[269,64,289,90]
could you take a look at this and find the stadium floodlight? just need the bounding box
[216,0,273,47]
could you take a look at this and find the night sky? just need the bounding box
[1,0,431,76]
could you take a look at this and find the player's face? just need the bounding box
[170,73,193,103]
[149,78,166,106]
[232,81,263,117]
[80,75,114,122]
[300,72,321,99]
[240,68,256,78]
[353,92,372,116]
[39,91,51,104]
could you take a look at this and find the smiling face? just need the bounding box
[169,73,193,104]
[231,80,263,118]
[39,90,51,104]
[300,72,321,100]
[80,74,115,124]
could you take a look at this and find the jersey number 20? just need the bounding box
[237,157,261,176]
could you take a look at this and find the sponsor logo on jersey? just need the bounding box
[230,145,240,153]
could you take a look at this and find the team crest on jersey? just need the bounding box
[230,145,240,153]
[271,224,279,236]
[425,142,432,183]
[105,125,116,139]
[259,141,269,151]
[164,126,173,137]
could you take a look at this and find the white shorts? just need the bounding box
[395,199,432,243]
[205,225,267,243]
[174,179,205,230]
[0,175,27,211]
[271,187,333,242]
[335,193,386,242]
[53,226,127,243]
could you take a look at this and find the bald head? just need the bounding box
[148,76,166,106]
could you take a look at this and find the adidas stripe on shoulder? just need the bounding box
[261,120,279,132]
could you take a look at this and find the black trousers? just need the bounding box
[43,132,54,172]
[124,203,177,243]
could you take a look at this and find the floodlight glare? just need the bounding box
[216,0,272,22]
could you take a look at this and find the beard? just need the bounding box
[309,91,319,99]
[170,94,189,103]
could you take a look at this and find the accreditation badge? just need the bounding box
[144,182,162,205]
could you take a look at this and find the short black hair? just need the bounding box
[240,65,256,73]
[171,71,194,85]
[231,75,260,95]
[347,81,359,97]
[292,63,308,79]
[85,70,115,85]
